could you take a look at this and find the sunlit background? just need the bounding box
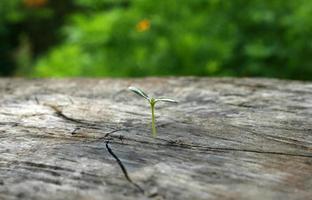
[1,0,312,79]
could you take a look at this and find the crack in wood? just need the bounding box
[47,104,101,127]
[106,135,312,158]
[105,141,145,194]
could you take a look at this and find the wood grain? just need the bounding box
[0,78,311,200]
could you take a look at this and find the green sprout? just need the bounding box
[128,86,178,137]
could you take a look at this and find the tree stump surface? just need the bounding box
[0,77,311,200]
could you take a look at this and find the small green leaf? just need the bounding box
[128,86,150,100]
[128,87,178,138]
[155,98,178,103]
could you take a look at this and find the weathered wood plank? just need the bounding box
[0,78,311,200]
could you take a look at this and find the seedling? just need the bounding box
[128,86,178,137]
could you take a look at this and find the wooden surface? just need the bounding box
[0,78,311,200]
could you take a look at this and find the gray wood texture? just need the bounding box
[0,78,311,200]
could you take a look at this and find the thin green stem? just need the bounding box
[150,102,157,137]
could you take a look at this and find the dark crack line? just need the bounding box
[107,135,312,158]
[7,160,75,172]
[103,128,128,138]
[34,96,40,105]
[71,127,80,135]
[105,141,144,194]
[48,105,98,127]
[161,141,312,158]
[46,104,118,132]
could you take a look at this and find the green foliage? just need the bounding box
[2,0,312,79]
[32,0,312,79]
[0,0,62,76]
[0,0,23,75]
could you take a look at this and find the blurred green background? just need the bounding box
[1,0,312,79]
